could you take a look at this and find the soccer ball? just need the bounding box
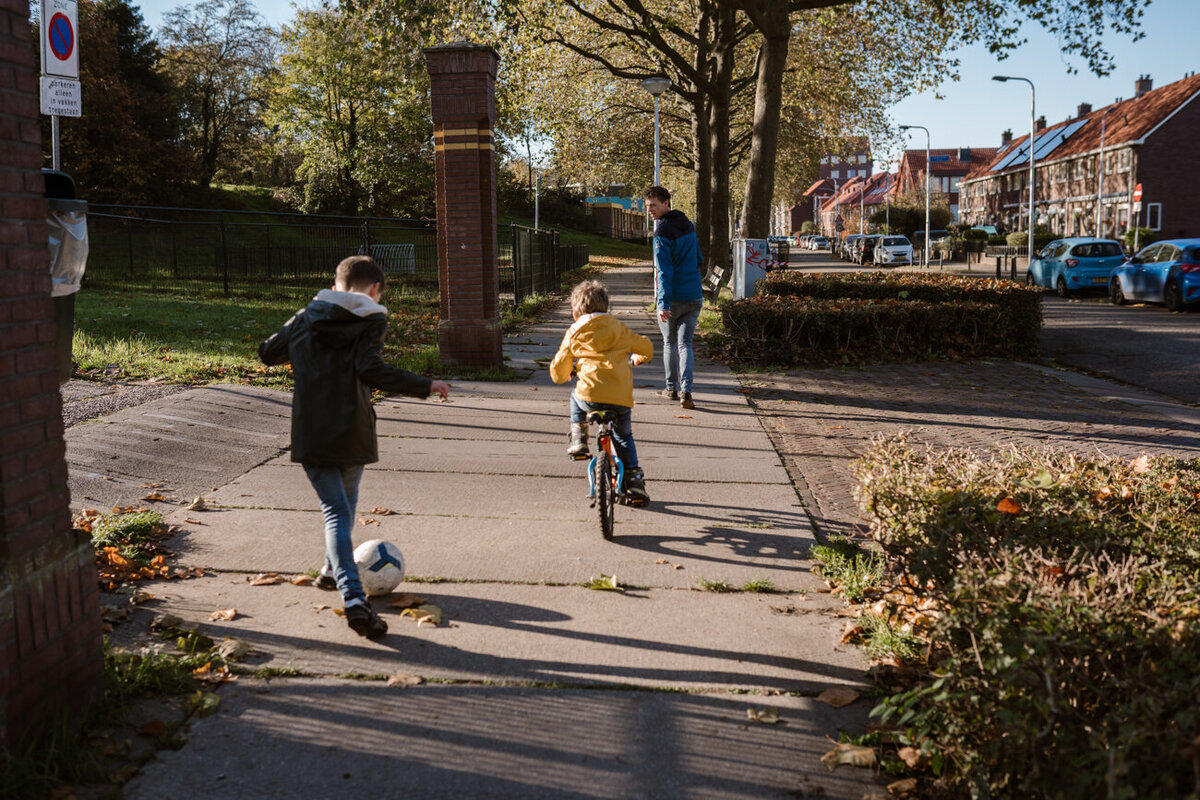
[353,539,405,596]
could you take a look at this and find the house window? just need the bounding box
[1118,149,1132,172]
[831,170,840,179]
[858,154,867,164]
[1146,202,1162,231]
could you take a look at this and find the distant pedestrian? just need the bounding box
[259,255,450,639]
[550,279,653,506]
[645,185,704,410]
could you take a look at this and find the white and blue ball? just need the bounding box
[353,539,405,596]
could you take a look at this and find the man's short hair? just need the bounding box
[335,255,387,292]
[570,279,609,317]
[644,185,671,204]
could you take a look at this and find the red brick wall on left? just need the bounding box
[0,0,103,748]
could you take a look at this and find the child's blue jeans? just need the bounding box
[304,464,366,605]
[571,394,638,468]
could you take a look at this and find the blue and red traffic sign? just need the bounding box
[48,13,74,61]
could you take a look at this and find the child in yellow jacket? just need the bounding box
[550,279,654,505]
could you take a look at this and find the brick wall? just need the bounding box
[0,0,103,747]
[425,43,503,369]
[1135,98,1200,240]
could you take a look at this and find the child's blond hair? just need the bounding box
[570,279,609,317]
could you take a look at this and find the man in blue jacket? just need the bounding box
[645,186,704,409]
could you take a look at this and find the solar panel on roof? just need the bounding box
[990,140,1031,172]
[1031,119,1087,160]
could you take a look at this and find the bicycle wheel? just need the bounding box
[594,451,615,540]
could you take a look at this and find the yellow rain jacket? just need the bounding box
[550,312,654,408]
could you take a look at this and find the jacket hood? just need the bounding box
[305,289,388,347]
[655,209,694,240]
[566,313,627,357]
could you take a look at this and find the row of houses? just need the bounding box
[782,72,1200,242]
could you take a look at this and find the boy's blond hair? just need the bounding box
[335,255,387,292]
[570,279,609,317]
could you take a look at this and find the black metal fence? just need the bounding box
[84,206,588,302]
[499,224,590,303]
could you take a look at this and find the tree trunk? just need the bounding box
[738,4,789,238]
[708,4,736,277]
[692,93,712,273]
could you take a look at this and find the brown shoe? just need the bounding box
[680,393,695,410]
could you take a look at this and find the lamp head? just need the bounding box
[898,125,911,131]
[992,75,1010,82]
[640,76,672,96]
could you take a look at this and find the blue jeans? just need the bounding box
[658,299,703,393]
[570,395,638,469]
[304,464,366,605]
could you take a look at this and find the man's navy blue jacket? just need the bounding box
[652,209,704,311]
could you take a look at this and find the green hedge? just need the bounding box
[718,273,1041,367]
[1005,231,1059,251]
[855,439,1200,798]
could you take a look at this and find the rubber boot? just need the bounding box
[567,423,590,459]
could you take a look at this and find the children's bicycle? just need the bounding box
[574,410,625,540]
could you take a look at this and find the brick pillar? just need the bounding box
[0,0,103,747]
[424,43,503,369]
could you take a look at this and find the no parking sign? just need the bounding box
[41,0,79,79]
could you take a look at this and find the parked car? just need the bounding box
[840,234,863,260]
[1026,238,1125,296]
[810,236,831,250]
[856,235,883,265]
[1110,238,1200,311]
[873,235,914,266]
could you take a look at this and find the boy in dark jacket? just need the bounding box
[259,256,450,638]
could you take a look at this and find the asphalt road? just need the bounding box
[784,248,1198,405]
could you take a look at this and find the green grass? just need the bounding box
[696,579,736,593]
[809,536,888,604]
[741,579,777,593]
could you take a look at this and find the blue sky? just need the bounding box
[135,0,1195,169]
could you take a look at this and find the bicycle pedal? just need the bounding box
[571,453,591,461]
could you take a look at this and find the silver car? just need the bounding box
[874,235,914,266]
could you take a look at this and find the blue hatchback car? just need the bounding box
[1026,238,1125,296]
[1110,238,1200,311]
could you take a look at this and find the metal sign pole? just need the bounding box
[51,115,61,170]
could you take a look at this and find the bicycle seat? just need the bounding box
[586,411,615,424]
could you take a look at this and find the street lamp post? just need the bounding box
[640,76,672,186]
[899,124,930,266]
[1095,106,1111,237]
[993,75,1036,268]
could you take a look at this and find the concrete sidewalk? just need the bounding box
[70,264,882,799]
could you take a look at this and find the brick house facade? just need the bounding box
[895,147,997,222]
[1,0,104,747]
[958,73,1200,240]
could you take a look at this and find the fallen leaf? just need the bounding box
[138,719,167,737]
[746,707,781,724]
[820,742,877,770]
[185,496,207,511]
[332,607,346,617]
[248,573,285,586]
[369,507,396,516]
[888,777,919,795]
[388,593,427,609]
[130,589,154,605]
[997,497,1021,515]
[101,606,132,623]
[655,558,669,564]
[139,493,166,502]
[192,662,237,684]
[188,690,220,716]
[1131,454,1152,474]
[586,573,622,591]
[183,518,204,525]
[312,603,329,611]
[673,414,693,419]
[208,608,238,622]
[386,673,424,687]
[816,687,861,708]
[291,575,314,586]
[897,746,927,769]
[358,518,380,527]
[141,481,166,489]
[840,621,865,643]
[217,637,251,661]
[150,613,183,632]
[400,604,443,626]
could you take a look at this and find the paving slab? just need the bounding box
[162,509,818,590]
[111,581,865,691]
[122,680,881,800]
[203,466,808,530]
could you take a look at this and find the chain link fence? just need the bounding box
[84,206,588,302]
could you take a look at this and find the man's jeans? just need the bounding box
[570,394,638,468]
[304,464,366,605]
[658,299,703,393]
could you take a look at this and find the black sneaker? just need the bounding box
[345,604,388,638]
[625,467,650,507]
[314,571,337,591]
[680,393,695,410]
[657,389,679,402]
